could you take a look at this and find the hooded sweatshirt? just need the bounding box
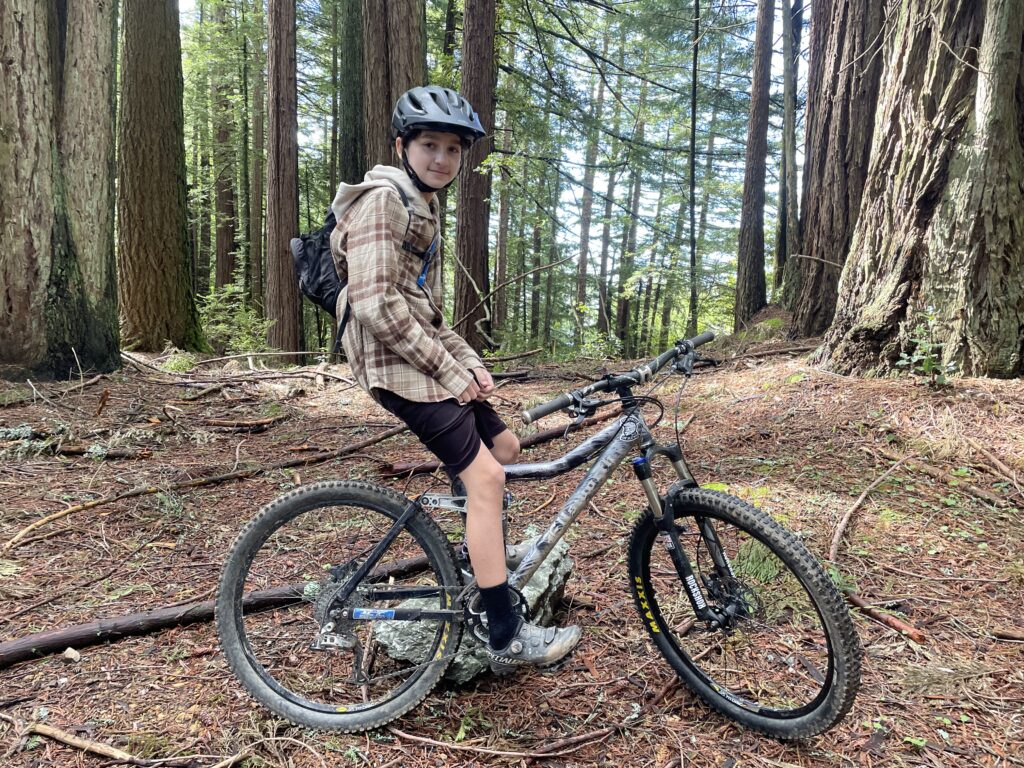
[329,165,483,402]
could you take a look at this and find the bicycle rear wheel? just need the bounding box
[628,489,861,738]
[216,481,462,732]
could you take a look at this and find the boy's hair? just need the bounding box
[398,127,473,152]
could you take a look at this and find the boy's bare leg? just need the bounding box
[489,429,520,465]
[459,445,507,588]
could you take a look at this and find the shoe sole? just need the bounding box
[488,640,579,676]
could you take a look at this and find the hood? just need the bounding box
[331,164,433,222]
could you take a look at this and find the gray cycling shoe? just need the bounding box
[487,621,582,675]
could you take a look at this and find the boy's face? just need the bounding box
[397,131,464,189]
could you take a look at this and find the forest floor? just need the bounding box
[1,341,1022,768]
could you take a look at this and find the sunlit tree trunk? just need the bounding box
[265,0,301,353]
[820,0,1024,377]
[789,0,884,336]
[119,0,203,352]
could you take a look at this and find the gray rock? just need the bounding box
[373,533,573,684]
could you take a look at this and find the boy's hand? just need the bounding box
[472,368,495,400]
[458,377,481,404]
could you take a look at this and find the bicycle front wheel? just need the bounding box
[216,481,462,732]
[628,489,861,738]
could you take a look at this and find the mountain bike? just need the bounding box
[216,332,862,738]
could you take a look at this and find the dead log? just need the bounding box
[379,409,619,477]
[0,555,428,669]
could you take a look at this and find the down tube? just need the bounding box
[508,417,639,591]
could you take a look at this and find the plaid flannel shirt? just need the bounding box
[331,185,484,402]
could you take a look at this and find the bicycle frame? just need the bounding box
[503,402,698,591]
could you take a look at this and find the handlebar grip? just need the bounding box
[521,393,573,425]
[690,330,715,348]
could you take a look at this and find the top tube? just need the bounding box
[503,411,631,482]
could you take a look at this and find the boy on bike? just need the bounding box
[330,85,580,672]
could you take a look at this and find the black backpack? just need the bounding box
[290,180,435,355]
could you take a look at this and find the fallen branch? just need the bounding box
[965,436,1023,498]
[728,344,819,361]
[829,455,913,561]
[0,554,427,669]
[878,448,1010,508]
[2,425,407,552]
[843,590,926,643]
[379,410,618,476]
[201,414,290,432]
[0,713,135,762]
[483,348,542,364]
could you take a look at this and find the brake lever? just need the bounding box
[674,352,696,377]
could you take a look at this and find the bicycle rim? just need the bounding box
[635,504,844,724]
[220,484,460,725]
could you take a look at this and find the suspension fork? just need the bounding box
[632,449,729,627]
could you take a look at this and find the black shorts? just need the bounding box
[374,389,510,476]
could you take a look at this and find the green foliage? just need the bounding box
[198,283,275,355]
[897,311,957,388]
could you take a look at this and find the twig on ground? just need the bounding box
[878,448,1010,508]
[387,726,609,759]
[965,437,1022,498]
[830,454,913,561]
[1,375,105,409]
[0,713,135,762]
[843,590,927,643]
[728,345,818,361]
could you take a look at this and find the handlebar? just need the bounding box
[520,331,715,425]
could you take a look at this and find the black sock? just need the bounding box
[478,582,521,650]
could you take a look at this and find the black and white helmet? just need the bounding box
[391,86,485,143]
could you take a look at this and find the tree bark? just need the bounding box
[454,0,497,352]
[775,0,802,292]
[118,0,203,353]
[248,0,266,311]
[265,0,302,353]
[733,0,774,331]
[820,0,1024,378]
[212,4,238,289]
[789,0,884,336]
[362,0,424,170]
[494,113,512,339]
[338,0,365,184]
[0,0,120,375]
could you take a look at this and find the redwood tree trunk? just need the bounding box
[212,4,238,289]
[361,0,424,170]
[789,0,884,336]
[733,0,774,331]
[820,0,1024,378]
[0,0,120,375]
[339,0,365,183]
[265,0,302,353]
[118,0,203,352]
[454,0,497,352]
[248,0,266,311]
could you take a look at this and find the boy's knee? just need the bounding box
[461,450,505,491]
[492,432,520,464]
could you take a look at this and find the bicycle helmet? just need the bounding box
[391,85,486,143]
